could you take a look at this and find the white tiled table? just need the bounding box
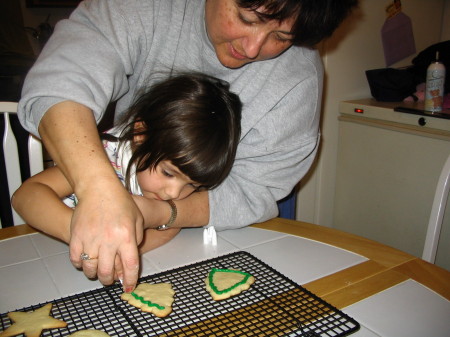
[1,219,449,337]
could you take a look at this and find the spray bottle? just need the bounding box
[424,51,446,112]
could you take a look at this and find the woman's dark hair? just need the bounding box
[110,73,242,191]
[237,0,359,47]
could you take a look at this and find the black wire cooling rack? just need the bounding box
[0,251,359,336]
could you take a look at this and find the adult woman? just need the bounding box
[18,0,358,293]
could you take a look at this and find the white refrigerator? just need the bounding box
[334,98,450,270]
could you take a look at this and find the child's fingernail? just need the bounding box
[125,286,134,293]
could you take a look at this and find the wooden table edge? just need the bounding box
[252,218,450,303]
[252,218,415,267]
[0,224,37,241]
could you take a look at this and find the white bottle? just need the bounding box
[424,51,446,112]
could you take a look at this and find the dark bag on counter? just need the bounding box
[365,67,416,102]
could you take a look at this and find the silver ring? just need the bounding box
[80,252,95,261]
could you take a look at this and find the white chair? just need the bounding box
[422,153,450,263]
[1,101,43,227]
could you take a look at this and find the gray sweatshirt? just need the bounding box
[19,0,323,230]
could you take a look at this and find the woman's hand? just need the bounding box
[69,178,144,292]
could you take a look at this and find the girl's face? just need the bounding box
[205,0,295,69]
[136,160,200,201]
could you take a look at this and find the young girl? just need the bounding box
[12,73,242,254]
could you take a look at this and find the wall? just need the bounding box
[296,0,449,226]
[443,0,450,40]
[19,0,74,27]
[18,0,74,54]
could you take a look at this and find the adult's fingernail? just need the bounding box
[125,286,134,293]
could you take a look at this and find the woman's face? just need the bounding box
[137,160,200,201]
[205,0,295,69]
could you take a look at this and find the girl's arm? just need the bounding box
[131,195,181,252]
[132,192,210,229]
[11,166,74,243]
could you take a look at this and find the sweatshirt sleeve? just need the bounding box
[208,60,322,230]
[18,0,147,136]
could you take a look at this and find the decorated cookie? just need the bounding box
[69,330,110,336]
[0,303,67,337]
[121,283,175,317]
[205,268,255,301]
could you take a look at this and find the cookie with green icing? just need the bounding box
[205,268,255,301]
[121,283,175,317]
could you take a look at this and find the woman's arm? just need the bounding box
[16,0,154,292]
[38,101,144,292]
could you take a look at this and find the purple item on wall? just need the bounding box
[381,12,416,66]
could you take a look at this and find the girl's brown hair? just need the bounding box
[107,73,242,191]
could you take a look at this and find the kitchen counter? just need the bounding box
[1,218,449,336]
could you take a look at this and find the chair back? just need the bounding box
[1,102,43,227]
[278,189,297,219]
[422,153,450,263]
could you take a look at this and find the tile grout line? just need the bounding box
[0,235,41,268]
[217,232,289,250]
[30,234,65,298]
